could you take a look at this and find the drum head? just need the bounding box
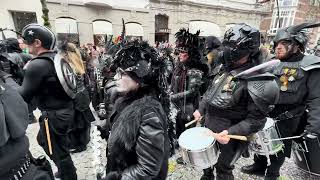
[264,118,274,130]
[179,127,215,151]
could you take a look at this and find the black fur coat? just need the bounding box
[105,94,169,180]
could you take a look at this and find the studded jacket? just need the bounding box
[170,63,205,120]
[199,63,279,136]
[269,54,320,136]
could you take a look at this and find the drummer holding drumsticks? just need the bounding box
[241,22,320,180]
[193,23,280,180]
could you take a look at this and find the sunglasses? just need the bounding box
[113,68,127,80]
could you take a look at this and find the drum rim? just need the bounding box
[250,143,284,155]
[180,141,217,153]
[264,117,275,130]
[178,127,215,150]
[295,166,320,177]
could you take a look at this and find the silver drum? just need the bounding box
[249,118,284,155]
[178,127,218,169]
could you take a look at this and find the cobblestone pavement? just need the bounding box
[27,122,320,180]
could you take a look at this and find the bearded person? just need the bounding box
[193,23,279,180]
[170,28,208,150]
[241,23,320,180]
[102,40,169,180]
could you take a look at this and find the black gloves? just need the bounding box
[97,121,111,140]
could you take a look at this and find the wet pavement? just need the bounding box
[27,122,320,180]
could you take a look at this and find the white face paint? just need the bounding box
[113,71,139,94]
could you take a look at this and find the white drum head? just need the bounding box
[178,127,215,151]
[264,118,275,130]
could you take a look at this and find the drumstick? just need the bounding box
[226,135,248,141]
[185,116,203,128]
[44,118,53,155]
[205,132,249,141]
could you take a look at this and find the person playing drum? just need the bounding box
[241,23,320,180]
[193,23,279,180]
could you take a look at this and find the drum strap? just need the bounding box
[276,105,305,121]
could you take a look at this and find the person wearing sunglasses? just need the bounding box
[102,40,169,180]
[170,29,209,160]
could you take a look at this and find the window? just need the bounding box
[269,5,297,35]
[55,17,79,44]
[125,22,144,40]
[11,11,37,34]
[274,0,298,7]
[92,20,113,46]
[309,0,320,6]
[189,21,222,37]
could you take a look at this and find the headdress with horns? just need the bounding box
[273,22,320,51]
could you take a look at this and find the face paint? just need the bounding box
[275,40,297,60]
[113,72,139,94]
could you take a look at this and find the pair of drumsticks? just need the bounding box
[185,116,249,141]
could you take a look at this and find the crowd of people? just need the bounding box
[0,21,320,180]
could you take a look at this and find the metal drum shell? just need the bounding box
[180,141,218,169]
[292,137,320,176]
[249,119,284,155]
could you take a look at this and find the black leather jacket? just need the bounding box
[106,93,169,180]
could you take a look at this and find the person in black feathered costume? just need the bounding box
[170,28,208,145]
[103,40,169,180]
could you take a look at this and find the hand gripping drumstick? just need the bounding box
[44,118,53,155]
[185,116,203,128]
[207,132,250,141]
[226,135,248,141]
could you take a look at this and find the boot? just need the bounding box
[59,159,77,180]
[241,163,266,176]
[216,173,234,180]
[200,168,214,180]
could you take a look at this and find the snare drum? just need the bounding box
[293,137,320,176]
[178,127,218,169]
[249,118,284,155]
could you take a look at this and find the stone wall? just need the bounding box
[0,0,43,39]
[45,0,269,45]
[47,1,152,45]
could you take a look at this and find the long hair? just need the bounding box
[64,43,85,75]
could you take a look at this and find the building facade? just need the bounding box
[0,0,44,40]
[260,0,320,47]
[46,0,270,45]
[150,0,270,43]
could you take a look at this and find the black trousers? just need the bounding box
[253,152,286,177]
[203,140,246,180]
[37,108,77,180]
